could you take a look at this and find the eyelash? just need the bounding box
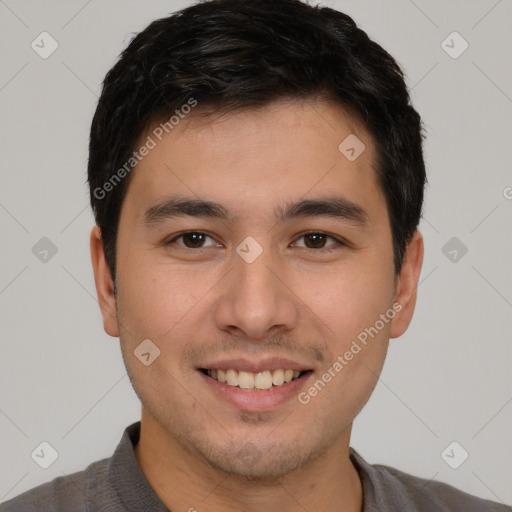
[166,231,346,252]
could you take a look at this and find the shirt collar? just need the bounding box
[108,421,378,512]
[109,421,169,511]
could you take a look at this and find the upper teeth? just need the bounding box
[206,369,302,390]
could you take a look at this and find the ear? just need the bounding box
[389,230,424,339]
[90,225,119,337]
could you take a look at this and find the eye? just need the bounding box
[167,231,219,249]
[292,232,343,250]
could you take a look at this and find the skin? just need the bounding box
[90,98,423,512]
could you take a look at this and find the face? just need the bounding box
[91,98,422,479]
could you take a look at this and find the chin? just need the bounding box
[194,434,324,482]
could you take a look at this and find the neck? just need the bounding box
[134,409,363,512]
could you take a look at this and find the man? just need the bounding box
[2,0,509,511]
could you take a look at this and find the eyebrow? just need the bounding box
[143,196,369,227]
[275,197,368,226]
[143,197,231,225]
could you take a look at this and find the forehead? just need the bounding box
[121,98,384,223]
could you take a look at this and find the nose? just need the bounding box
[213,244,300,340]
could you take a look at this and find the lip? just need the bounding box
[197,360,313,412]
[197,357,312,374]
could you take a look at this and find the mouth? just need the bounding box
[200,368,311,391]
[197,358,314,411]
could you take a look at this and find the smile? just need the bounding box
[201,368,309,390]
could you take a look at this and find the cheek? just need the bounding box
[294,260,395,340]
[116,251,218,341]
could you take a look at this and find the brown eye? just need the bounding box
[293,232,340,250]
[182,232,207,248]
[303,233,328,249]
[168,232,217,249]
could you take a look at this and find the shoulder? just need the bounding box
[350,448,512,512]
[0,457,110,512]
[376,463,511,512]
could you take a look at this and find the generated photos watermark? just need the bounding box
[93,97,198,200]
[298,301,403,405]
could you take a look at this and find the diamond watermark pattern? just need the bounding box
[32,237,58,263]
[31,32,59,59]
[338,134,366,161]
[441,441,469,469]
[236,236,263,264]
[31,441,59,469]
[134,339,161,366]
[442,236,468,263]
[441,31,468,59]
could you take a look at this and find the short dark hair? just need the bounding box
[88,0,426,281]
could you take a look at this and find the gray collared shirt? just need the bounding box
[1,422,510,511]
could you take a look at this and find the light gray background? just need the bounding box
[1,0,511,506]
